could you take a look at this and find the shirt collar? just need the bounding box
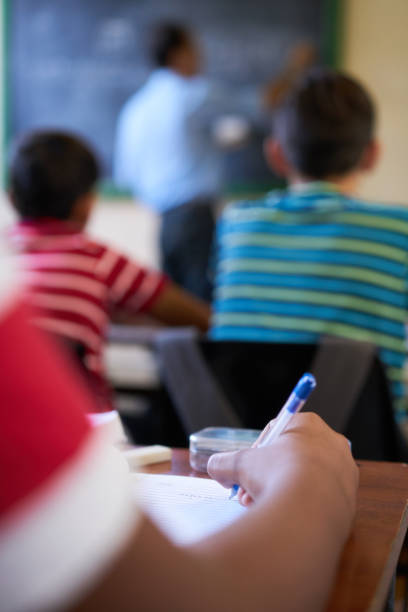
[151,67,185,83]
[289,181,342,196]
[8,219,83,250]
[150,67,201,87]
[267,181,347,212]
[13,219,81,236]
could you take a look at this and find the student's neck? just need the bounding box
[68,215,88,231]
[167,64,198,79]
[290,173,362,197]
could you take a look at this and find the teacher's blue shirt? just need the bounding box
[114,69,258,212]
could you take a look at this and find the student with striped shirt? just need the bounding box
[211,69,408,422]
[8,131,210,411]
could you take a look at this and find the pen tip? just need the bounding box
[229,484,239,500]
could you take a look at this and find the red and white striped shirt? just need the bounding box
[9,219,168,410]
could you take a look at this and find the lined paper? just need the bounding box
[132,474,246,545]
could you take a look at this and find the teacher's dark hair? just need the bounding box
[9,130,100,220]
[148,22,190,67]
[273,68,376,178]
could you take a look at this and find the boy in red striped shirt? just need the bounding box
[8,130,210,410]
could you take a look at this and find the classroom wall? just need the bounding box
[341,0,408,205]
[89,200,160,267]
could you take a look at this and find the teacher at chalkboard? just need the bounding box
[114,22,313,301]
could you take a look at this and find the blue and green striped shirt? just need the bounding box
[210,183,408,419]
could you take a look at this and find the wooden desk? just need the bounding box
[141,450,408,612]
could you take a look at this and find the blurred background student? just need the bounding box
[114,21,314,301]
[8,131,209,412]
[211,68,408,425]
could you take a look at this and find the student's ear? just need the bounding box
[264,138,291,178]
[7,189,18,213]
[359,140,381,172]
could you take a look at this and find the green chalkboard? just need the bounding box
[4,0,342,196]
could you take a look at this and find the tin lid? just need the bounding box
[189,427,260,453]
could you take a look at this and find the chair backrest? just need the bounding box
[154,328,242,435]
[155,329,408,460]
[50,326,406,460]
[199,339,408,462]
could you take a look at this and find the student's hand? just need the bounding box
[208,412,358,511]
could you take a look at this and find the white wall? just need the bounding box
[342,0,408,205]
[88,199,160,267]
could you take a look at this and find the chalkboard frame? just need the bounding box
[2,0,343,199]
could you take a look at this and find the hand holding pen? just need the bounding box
[230,373,317,502]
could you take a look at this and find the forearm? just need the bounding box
[194,457,355,612]
[148,282,211,332]
[71,517,216,612]
[262,42,316,109]
[72,460,354,612]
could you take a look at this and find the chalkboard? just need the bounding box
[6,0,340,195]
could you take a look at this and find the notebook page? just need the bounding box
[132,474,246,545]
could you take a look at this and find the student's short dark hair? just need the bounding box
[9,130,100,220]
[148,22,190,67]
[273,68,376,179]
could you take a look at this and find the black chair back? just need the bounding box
[199,340,408,462]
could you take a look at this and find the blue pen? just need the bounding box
[229,373,316,500]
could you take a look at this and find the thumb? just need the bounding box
[207,450,243,489]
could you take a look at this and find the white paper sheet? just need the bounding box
[132,474,247,545]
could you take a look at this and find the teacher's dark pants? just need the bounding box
[160,197,215,303]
